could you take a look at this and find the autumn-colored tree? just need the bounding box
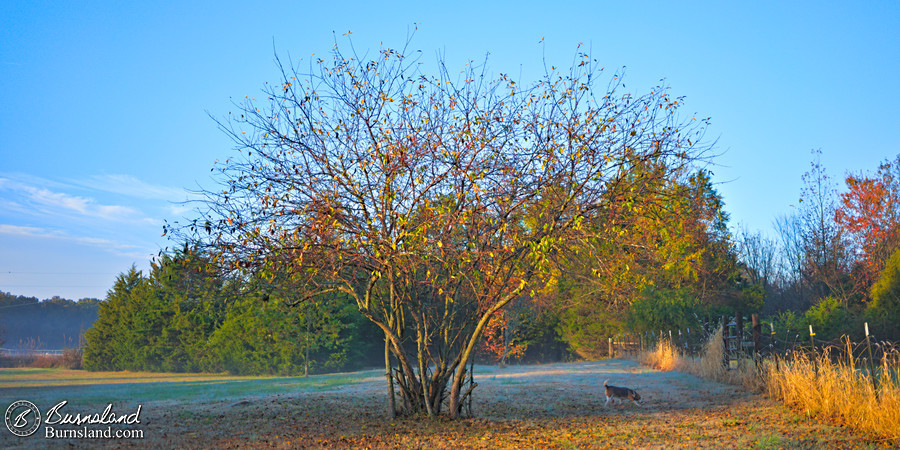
[538,162,738,356]
[835,156,900,290]
[478,301,528,366]
[176,34,710,418]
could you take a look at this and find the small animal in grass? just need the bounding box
[603,379,641,407]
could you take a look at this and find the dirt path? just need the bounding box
[2,360,887,448]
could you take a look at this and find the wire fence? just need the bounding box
[612,315,899,382]
[0,347,64,356]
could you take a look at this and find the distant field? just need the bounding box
[0,367,382,408]
[0,361,887,448]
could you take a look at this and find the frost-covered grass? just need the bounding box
[0,367,381,407]
[0,361,884,448]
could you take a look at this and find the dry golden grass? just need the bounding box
[637,337,683,372]
[766,347,900,441]
[638,327,900,442]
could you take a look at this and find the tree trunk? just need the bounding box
[417,324,434,416]
[304,306,310,377]
[384,338,396,418]
[448,288,522,418]
[500,326,508,368]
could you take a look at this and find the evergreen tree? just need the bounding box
[83,266,148,371]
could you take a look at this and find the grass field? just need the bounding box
[0,360,891,448]
[1,367,380,406]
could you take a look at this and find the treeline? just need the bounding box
[533,168,755,359]
[82,252,387,374]
[499,152,900,359]
[80,154,900,374]
[82,252,570,374]
[0,292,99,350]
[85,167,749,372]
[736,151,900,342]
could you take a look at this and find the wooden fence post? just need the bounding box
[721,315,728,369]
[751,314,761,355]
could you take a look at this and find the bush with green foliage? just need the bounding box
[868,247,900,340]
[769,310,809,345]
[557,305,623,359]
[626,287,704,335]
[803,296,861,341]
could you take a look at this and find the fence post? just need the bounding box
[751,314,761,355]
[686,328,691,358]
[750,314,761,373]
[721,315,728,369]
[736,313,744,356]
[865,322,879,398]
[627,333,632,355]
[809,325,817,376]
[770,322,779,372]
[608,337,614,359]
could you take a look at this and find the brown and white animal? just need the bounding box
[603,379,641,407]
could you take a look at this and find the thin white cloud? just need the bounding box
[0,175,158,225]
[84,174,190,202]
[1,172,193,203]
[0,224,152,260]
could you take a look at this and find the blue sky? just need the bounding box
[1,1,898,300]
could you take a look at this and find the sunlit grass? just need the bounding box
[637,337,682,372]
[638,327,900,441]
[765,347,900,441]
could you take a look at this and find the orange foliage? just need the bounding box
[479,310,526,364]
[835,167,900,285]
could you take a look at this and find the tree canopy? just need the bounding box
[172,35,712,418]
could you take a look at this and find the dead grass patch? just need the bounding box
[639,326,900,442]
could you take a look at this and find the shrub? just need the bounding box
[626,287,701,334]
[804,296,856,340]
[869,247,900,340]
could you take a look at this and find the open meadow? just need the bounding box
[1,359,889,448]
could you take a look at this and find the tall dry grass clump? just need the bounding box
[638,326,899,440]
[677,325,766,391]
[639,326,761,388]
[686,325,726,380]
[637,337,683,372]
[766,342,900,441]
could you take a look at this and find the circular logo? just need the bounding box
[5,400,41,437]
